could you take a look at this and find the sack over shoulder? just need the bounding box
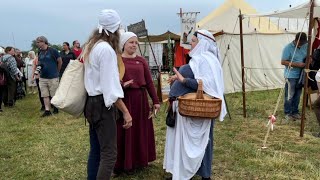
[51,60,86,117]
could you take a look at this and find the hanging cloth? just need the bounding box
[312,19,320,51]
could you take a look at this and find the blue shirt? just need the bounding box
[38,47,61,79]
[169,64,198,98]
[282,42,307,78]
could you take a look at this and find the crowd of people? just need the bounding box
[1,8,320,180]
[0,38,82,117]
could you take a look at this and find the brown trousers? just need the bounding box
[85,95,117,180]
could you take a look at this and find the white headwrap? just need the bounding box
[120,32,137,50]
[0,47,4,55]
[189,29,227,121]
[98,9,121,36]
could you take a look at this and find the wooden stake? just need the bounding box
[239,10,247,118]
[301,0,315,137]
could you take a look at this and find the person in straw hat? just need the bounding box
[113,31,160,175]
[83,9,132,180]
[163,29,226,180]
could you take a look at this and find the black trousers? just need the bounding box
[0,86,4,109]
[3,77,16,106]
[36,79,44,108]
[85,95,117,180]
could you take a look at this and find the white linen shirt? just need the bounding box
[84,41,123,107]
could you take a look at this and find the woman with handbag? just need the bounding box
[113,32,160,175]
[163,30,227,180]
[83,9,132,180]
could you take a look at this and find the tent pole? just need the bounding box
[239,10,247,118]
[137,43,143,57]
[300,0,315,137]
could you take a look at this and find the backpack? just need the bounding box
[0,57,10,74]
[38,47,58,62]
[0,61,7,86]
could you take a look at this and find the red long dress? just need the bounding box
[115,55,159,171]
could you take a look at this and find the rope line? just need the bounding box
[222,18,239,66]
[244,67,284,70]
[255,32,270,90]
[262,5,311,148]
[220,17,239,92]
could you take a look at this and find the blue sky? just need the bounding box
[0,0,306,51]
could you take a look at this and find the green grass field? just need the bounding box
[1,89,320,179]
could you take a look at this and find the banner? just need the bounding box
[128,20,148,37]
[180,13,197,49]
[159,73,170,102]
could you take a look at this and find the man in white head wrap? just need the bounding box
[164,29,226,180]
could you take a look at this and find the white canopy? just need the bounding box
[245,0,320,18]
[197,0,284,34]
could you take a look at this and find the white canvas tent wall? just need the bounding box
[197,0,298,93]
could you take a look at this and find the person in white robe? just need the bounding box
[163,29,226,180]
[24,51,37,94]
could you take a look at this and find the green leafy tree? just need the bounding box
[31,40,38,53]
[30,40,63,54]
[50,44,63,52]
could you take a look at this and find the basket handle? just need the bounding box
[196,80,204,99]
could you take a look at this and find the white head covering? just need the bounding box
[0,47,4,55]
[28,51,36,59]
[189,29,226,121]
[120,32,137,50]
[98,9,121,36]
[189,29,222,63]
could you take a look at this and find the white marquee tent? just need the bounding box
[197,0,302,93]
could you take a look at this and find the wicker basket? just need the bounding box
[178,80,222,119]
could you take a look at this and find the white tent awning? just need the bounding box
[244,0,320,19]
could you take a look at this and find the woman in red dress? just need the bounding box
[114,32,160,174]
